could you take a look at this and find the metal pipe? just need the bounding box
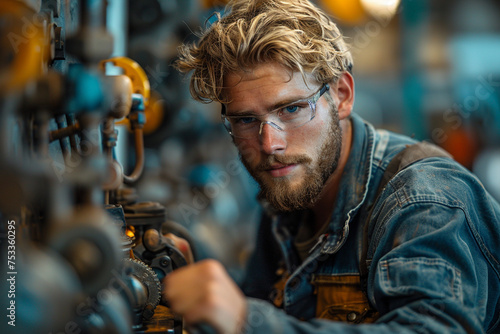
[49,123,81,142]
[80,0,107,29]
[123,128,144,184]
[56,114,71,162]
[66,114,80,154]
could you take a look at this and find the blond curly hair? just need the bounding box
[176,0,353,103]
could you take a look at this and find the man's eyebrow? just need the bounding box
[266,96,305,113]
[225,92,312,116]
[225,108,258,117]
[267,90,317,112]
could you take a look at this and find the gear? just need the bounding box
[124,258,162,311]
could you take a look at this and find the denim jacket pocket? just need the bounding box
[312,274,379,323]
[377,257,463,300]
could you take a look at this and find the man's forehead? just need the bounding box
[224,63,315,86]
[222,65,319,105]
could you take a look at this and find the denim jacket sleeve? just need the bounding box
[240,158,500,333]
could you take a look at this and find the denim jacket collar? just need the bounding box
[319,113,376,254]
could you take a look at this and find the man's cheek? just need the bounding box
[237,142,260,167]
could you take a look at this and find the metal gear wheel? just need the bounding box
[124,258,162,311]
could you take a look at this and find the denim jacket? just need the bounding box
[240,113,500,333]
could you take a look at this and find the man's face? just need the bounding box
[224,63,342,212]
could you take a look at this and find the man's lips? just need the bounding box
[265,164,298,177]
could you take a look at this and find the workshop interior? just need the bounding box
[0,0,499,333]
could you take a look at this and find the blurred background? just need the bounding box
[0,0,499,333]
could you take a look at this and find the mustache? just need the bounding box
[257,154,313,171]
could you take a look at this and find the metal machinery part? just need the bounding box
[100,57,166,136]
[0,246,82,334]
[99,57,153,188]
[106,201,188,334]
[125,201,166,239]
[123,202,189,278]
[118,200,189,333]
[123,258,162,321]
[101,57,151,108]
[121,255,183,334]
[143,228,188,280]
[48,205,123,295]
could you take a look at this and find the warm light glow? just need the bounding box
[361,0,401,20]
[319,0,367,26]
[126,226,135,238]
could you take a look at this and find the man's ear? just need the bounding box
[330,72,354,120]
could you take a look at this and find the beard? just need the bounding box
[240,103,343,212]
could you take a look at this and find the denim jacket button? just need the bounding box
[347,312,358,322]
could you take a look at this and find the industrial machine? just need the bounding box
[0,1,197,333]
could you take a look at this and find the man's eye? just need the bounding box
[237,117,256,124]
[284,105,299,113]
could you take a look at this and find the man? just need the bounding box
[163,0,500,333]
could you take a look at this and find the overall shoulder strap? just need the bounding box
[359,141,452,297]
[377,141,452,195]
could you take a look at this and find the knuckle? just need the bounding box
[200,259,223,277]
[205,280,220,295]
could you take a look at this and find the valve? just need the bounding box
[100,56,165,135]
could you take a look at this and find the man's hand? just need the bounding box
[163,259,247,334]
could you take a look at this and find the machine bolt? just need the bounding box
[159,257,171,268]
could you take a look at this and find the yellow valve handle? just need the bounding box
[141,90,165,135]
[0,1,51,93]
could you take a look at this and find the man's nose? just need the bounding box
[259,121,286,155]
